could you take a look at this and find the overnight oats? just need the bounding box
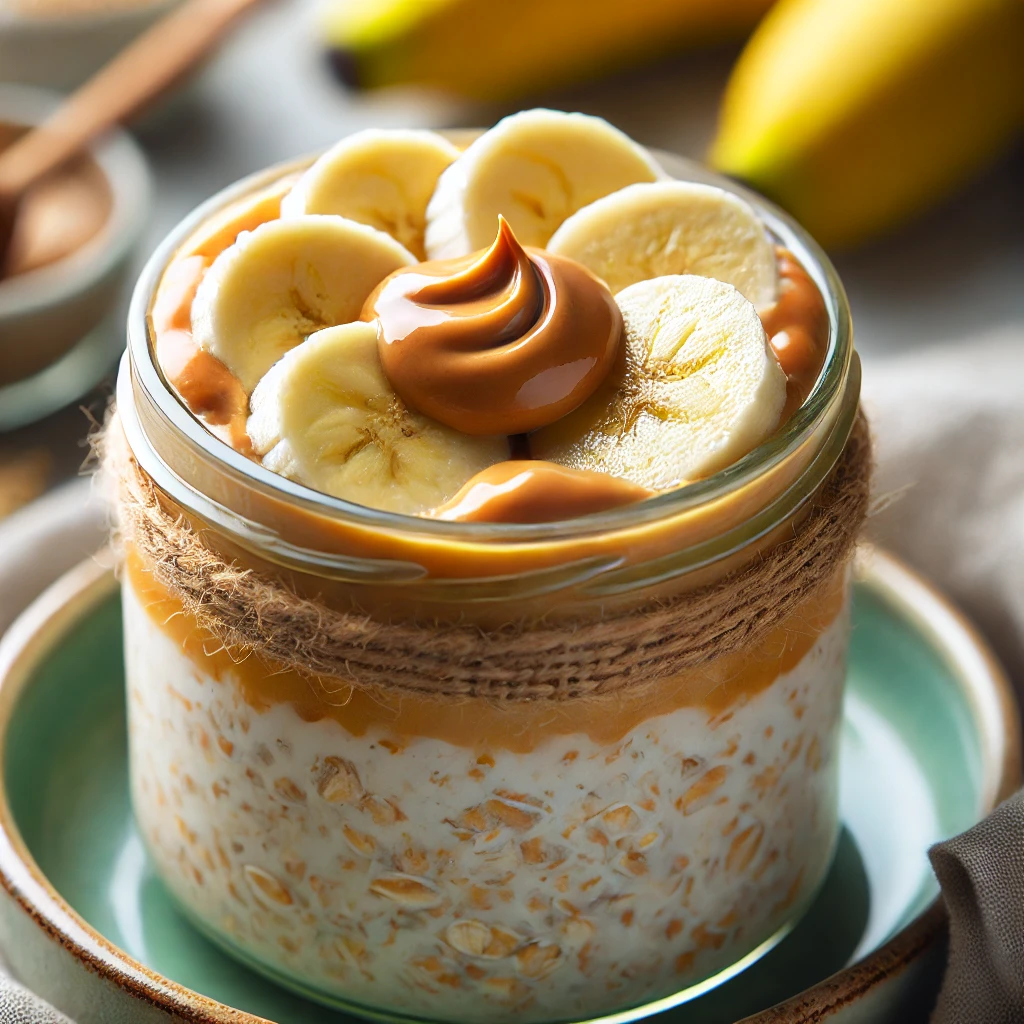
[109,109,868,1022]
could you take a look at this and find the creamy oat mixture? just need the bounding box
[124,575,848,1021]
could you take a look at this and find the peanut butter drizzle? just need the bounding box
[150,183,292,455]
[762,248,829,424]
[433,461,654,523]
[365,216,623,436]
[152,255,252,455]
[126,549,846,754]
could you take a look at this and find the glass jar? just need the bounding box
[115,150,860,1024]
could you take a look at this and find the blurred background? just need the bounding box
[0,0,1022,512]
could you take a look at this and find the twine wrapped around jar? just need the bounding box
[103,410,871,702]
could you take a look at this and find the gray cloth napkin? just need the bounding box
[1,331,1023,1022]
[929,792,1024,1024]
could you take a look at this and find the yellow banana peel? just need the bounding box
[323,0,776,100]
[711,0,1024,249]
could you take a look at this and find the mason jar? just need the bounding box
[112,150,863,1024]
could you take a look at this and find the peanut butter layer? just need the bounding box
[126,548,846,754]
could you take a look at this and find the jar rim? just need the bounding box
[123,145,855,551]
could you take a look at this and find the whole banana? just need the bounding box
[322,0,776,100]
[711,0,1024,248]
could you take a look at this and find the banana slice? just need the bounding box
[547,181,778,306]
[247,321,510,515]
[192,215,415,392]
[424,108,663,259]
[531,275,786,488]
[280,129,460,259]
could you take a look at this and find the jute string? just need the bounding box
[106,412,871,702]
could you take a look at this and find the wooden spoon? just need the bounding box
[0,0,263,279]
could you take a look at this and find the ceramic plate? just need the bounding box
[0,550,1017,1024]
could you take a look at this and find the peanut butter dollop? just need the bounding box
[364,216,623,436]
[433,461,654,523]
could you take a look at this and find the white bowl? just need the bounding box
[0,84,150,426]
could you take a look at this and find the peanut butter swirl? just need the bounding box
[364,216,623,436]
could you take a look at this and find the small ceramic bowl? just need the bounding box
[0,0,180,91]
[0,84,150,429]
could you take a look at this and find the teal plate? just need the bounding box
[0,551,1017,1024]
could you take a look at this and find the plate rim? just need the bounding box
[0,548,1017,1024]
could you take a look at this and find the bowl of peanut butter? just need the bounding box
[0,84,149,428]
